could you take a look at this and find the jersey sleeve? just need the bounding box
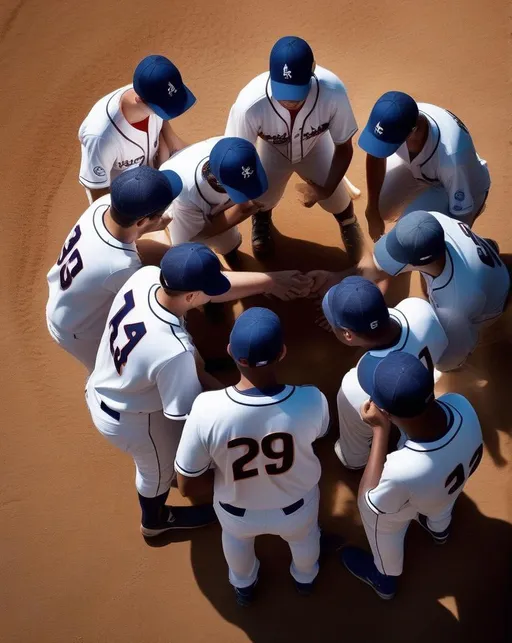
[317,391,331,438]
[328,83,358,145]
[174,398,212,477]
[225,103,259,144]
[156,350,203,420]
[365,459,411,515]
[440,159,474,216]
[79,135,117,189]
[103,260,142,294]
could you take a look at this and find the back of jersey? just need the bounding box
[46,196,140,338]
[430,213,510,323]
[177,385,330,510]
[389,393,483,517]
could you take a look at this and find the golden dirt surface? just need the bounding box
[1,1,511,641]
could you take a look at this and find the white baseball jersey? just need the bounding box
[89,266,202,417]
[46,195,141,340]
[342,297,449,416]
[420,212,510,367]
[78,85,163,190]
[159,136,234,244]
[394,103,490,217]
[175,385,330,509]
[365,393,483,522]
[225,66,357,164]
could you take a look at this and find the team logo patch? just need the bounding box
[374,122,384,136]
[168,82,177,97]
[241,166,254,179]
[283,64,292,80]
[93,166,106,177]
[454,190,465,201]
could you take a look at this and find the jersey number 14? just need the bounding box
[109,290,147,374]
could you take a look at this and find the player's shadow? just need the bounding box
[187,493,510,643]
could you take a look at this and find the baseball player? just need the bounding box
[79,55,194,203]
[340,352,483,599]
[160,136,268,269]
[359,91,490,240]
[225,36,363,261]
[46,166,181,371]
[86,245,313,536]
[175,307,329,605]
[322,276,448,470]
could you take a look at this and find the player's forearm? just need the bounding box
[88,186,110,202]
[210,271,275,302]
[198,204,254,240]
[324,140,354,196]
[177,471,214,502]
[359,430,389,497]
[162,122,188,157]
[366,154,386,210]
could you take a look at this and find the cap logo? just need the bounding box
[420,255,433,261]
[241,166,254,179]
[167,82,177,97]
[370,320,379,329]
[374,122,384,136]
[283,64,292,80]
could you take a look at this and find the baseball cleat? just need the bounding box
[140,504,217,537]
[294,579,315,596]
[234,577,258,607]
[340,546,397,600]
[416,514,450,545]
[251,212,274,257]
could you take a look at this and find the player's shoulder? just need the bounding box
[79,85,127,139]
[292,384,327,407]
[190,388,227,413]
[394,296,438,323]
[315,65,347,94]
[438,392,477,419]
[233,72,269,109]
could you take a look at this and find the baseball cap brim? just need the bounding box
[222,156,269,204]
[356,353,382,399]
[270,79,311,101]
[373,230,408,277]
[203,272,231,297]
[321,287,337,329]
[358,125,403,158]
[147,85,196,120]
[160,169,183,200]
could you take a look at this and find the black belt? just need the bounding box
[100,401,120,421]
[220,498,304,518]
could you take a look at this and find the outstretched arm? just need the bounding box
[365,154,387,241]
[211,270,313,303]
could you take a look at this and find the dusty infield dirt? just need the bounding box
[1,1,511,642]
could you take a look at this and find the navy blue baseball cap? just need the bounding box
[358,351,434,417]
[374,210,446,276]
[322,276,389,333]
[358,91,418,158]
[110,166,182,222]
[269,36,315,101]
[209,138,268,204]
[160,243,231,296]
[133,55,196,120]
[230,307,283,367]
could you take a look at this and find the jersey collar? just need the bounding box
[265,73,320,125]
[225,384,295,406]
[365,307,409,357]
[403,400,462,452]
[396,111,440,170]
[423,248,454,293]
[92,203,137,251]
[194,156,232,209]
[147,283,183,327]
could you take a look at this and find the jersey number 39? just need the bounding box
[228,433,294,481]
[109,290,147,374]
[57,225,84,290]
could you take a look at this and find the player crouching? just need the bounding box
[175,308,330,605]
[340,352,483,599]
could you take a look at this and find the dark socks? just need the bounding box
[138,490,170,527]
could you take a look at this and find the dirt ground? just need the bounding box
[1,0,511,641]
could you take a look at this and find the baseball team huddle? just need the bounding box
[46,36,510,606]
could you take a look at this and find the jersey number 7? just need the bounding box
[109,290,147,374]
[228,433,294,481]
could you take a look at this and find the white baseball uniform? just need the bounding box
[335,297,449,470]
[359,393,483,576]
[175,384,329,588]
[159,136,241,255]
[225,66,357,214]
[415,212,509,371]
[79,85,163,195]
[86,265,202,498]
[380,104,490,225]
[46,195,142,371]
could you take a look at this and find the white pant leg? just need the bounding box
[335,372,373,469]
[256,140,294,211]
[424,501,455,533]
[201,226,242,256]
[358,493,413,577]
[295,134,351,214]
[47,319,99,372]
[434,315,480,372]
[86,385,183,497]
[221,530,260,589]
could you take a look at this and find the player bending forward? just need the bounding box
[175,307,329,605]
[79,55,194,203]
[322,276,448,470]
[226,36,362,260]
[341,352,483,599]
[86,245,312,536]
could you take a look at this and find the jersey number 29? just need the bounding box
[109,290,147,374]
[228,433,294,481]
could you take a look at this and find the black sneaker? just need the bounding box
[416,514,449,545]
[294,579,315,596]
[234,577,258,607]
[251,212,274,257]
[140,504,217,538]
